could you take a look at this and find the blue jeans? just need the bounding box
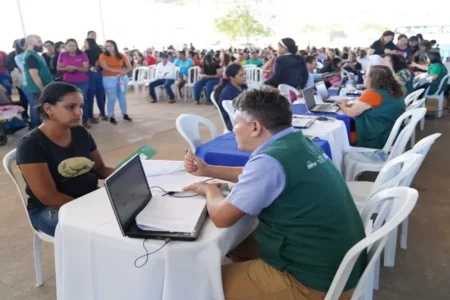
[87,71,105,117]
[149,79,175,100]
[194,78,220,102]
[0,73,12,96]
[103,76,128,117]
[28,207,59,237]
[22,86,39,127]
[68,81,90,123]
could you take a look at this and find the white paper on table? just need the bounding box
[142,160,185,177]
[136,195,206,233]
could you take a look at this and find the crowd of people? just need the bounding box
[0,27,449,300]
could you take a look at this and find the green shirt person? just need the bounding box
[245,51,263,67]
[411,51,448,95]
[183,89,366,299]
[337,65,406,149]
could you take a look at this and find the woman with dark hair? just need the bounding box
[213,63,247,131]
[396,34,410,58]
[264,37,309,90]
[384,53,414,94]
[193,54,221,105]
[99,40,132,124]
[51,41,65,80]
[84,38,106,122]
[411,51,448,95]
[15,82,115,236]
[417,40,432,63]
[368,30,396,55]
[320,57,343,87]
[57,39,90,128]
[221,53,232,70]
[408,36,419,54]
[337,65,406,149]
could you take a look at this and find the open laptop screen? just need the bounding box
[105,155,152,234]
[302,87,316,111]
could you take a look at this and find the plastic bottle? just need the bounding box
[119,78,125,93]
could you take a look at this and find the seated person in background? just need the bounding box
[183,89,366,300]
[16,82,115,236]
[148,53,177,103]
[384,53,414,95]
[337,65,406,149]
[410,51,448,95]
[305,55,322,89]
[264,38,309,90]
[193,54,221,105]
[213,63,247,131]
[245,51,263,67]
[343,52,362,80]
[357,49,370,71]
[174,51,194,98]
[319,57,343,88]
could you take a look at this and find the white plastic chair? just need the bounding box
[128,66,149,100]
[278,84,298,103]
[155,67,180,101]
[184,66,200,101]
[406,98,426,147]
[222,100,235,128]
[210,92,230,134]
[3,149,54,287]
[425,74,450,118]
[144,65,156,86]
[245,67,263,86]
[404,88,424,107]
[325,187,418,300]
[344,108,427,181]
[176,114,219,153]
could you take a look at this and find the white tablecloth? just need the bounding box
[55,161,257,300]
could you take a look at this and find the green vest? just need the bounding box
[22,51,54,95]
[355,89,405,149]
[255,131,367,292]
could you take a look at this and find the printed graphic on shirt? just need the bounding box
[58,157,94,178]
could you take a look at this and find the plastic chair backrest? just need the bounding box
[278,84,298,103]
[404,89,424,106]
[366,153,422,201]
[222,100,235,127]
[406,98,426,111]
[245,67,262,85]
[325,187,418,300]
[401,133,441,186]
[210,92,229,134]
[132,66,149,84]
[243,64,257,69]
[3,149,36,231]
[176,114,219,153]
[187,66,200,84]
[427,74,450,96]
[175,67,180,79]
[382,108,426,159]
[148,66,156,81]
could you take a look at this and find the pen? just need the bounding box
[185,149,198,166]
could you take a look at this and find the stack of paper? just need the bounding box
[135,195,206,233]
[292,115,316,128]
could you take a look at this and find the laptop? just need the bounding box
[303,87,340,113]
[105,155,207,241]
[315,81,330,101]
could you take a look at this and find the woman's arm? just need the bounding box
[367,48,375,56]
[99,60,122,74]
[90,149,114,179]
[337,100,372,118]
[262,57,274,73]
[75,61,89,73]
[19,163,74,209]
[122,58,132,75]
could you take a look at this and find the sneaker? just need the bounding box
[195,101,200,105]
[151,99,157,103]
[101,115,108,121]
[123,114,133,122]
[89,117,99,124]
[168,99,176,104]
[83,122,92,129]
[110,117,117,125]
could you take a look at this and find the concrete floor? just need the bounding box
[0,93,449,299]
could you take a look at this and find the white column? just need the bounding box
[16,0,26,36]
[98,0,106,43]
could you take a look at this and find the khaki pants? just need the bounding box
[221,236,354,300]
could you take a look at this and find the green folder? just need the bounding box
[116,144,157,169]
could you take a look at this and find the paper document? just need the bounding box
[328,96,355,101]
[142,160,185,177]
[292,115,316,128]
[135,195,206,233]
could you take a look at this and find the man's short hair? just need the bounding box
[87,30,96,36]
[233,89,292,134]
[44,40,54,46]
[305,56,316,64]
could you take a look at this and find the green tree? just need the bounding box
[214,6,271,44]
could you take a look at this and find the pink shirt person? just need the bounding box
[58,52,89,82]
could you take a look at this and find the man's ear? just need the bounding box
[250,120,263,137]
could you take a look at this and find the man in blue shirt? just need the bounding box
[183,89,366,300]
[173,51,194,98]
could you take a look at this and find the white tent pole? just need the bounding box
[98,0,106,43]
[16,0,26,36]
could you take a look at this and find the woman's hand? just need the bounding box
[184,149,208,177]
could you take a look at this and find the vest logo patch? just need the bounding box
[307,160,317,169]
